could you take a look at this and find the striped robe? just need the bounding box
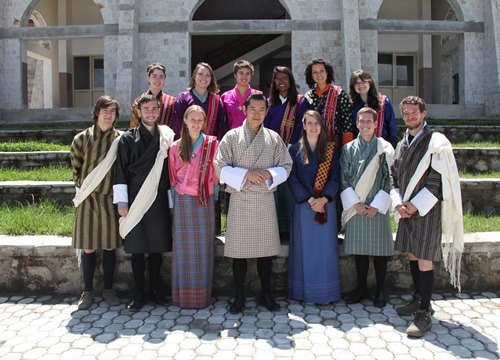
[70,125,121,250]
[340,135,394,256]
[391,126,443,261]
[214,121,292,258]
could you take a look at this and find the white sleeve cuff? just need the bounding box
[113,184,128,204]
[370,190,391,214]
[220,166,248,192]
[265,167,288,190]
[411,187,439,216]
[390,188,402,210]
[168,190,174,208]
[340,187,360,210]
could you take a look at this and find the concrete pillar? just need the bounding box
[340,0,361,88]
[483,0,500,117]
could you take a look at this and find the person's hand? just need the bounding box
[364,205,378,218]
[402,201,418,216]
[396,204,411,218]
[245,169,270,184]
[354,202,368,215]
[309,197,328,213]
[118,207,129,217]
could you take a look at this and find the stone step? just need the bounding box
[1,147,499,173]
[0,179,498,215]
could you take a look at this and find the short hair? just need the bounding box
[356,107,377,122]
[137,93,160,109]
[400,96,427,113]
[188,62,219,94]
[92,95,121,122]
[244,93,268,109]
[233,59,254,75]
[304,58,335,89]
[146,63,166,76]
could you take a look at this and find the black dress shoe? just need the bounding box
[259,294,281,312]
[345,288,369,304]
[229,296,245,314]
[149,290,169,306]
[128,293,145,312]
[374,291,387,308]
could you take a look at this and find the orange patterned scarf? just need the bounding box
[312,141,336,224]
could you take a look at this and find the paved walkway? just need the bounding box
[0,292,498,359]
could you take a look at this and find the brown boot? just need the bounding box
[406,309,432,337]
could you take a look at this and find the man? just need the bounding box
[214,93,293,314]
[391,96,463,337]
[340,107,394,308]
[130,63,175,128]
[114,94,175,311]
[71,95,122,310]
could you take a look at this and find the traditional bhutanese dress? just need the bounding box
[350,94,398,145]
[71,125,121,250]
[287,141,341,303]
[221,85,261,130]
[130,89,175,128]
[168,134,219,309]
[340,135,394,256]
[171,90,227,140]
[214,121,292,259]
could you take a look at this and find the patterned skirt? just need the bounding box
[171,193,215,309]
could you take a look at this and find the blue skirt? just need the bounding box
[288,200,341,303]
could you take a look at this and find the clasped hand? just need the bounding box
[354,202,378,217]
[245,169,271,185]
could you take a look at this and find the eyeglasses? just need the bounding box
[354,81,368,87]
[274,77,289,83]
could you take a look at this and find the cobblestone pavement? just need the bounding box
[0,292,498,360]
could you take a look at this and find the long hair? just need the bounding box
[187,62,219,94]
[349,69,380,111]
[304,58,335,89]
[267,66,299,107]
[179,105,206,163]
[298,110,329,165]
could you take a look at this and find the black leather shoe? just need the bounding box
[345,288,369,304]
[128,293,145,312]
[229,296,245,314]
[374,291,387,308]
[149,290,169,306]
[259,294,281,312]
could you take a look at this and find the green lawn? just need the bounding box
[0,166,73,181]
[459,171,500,178]
[0,141,70,152]
[452,141,500,148]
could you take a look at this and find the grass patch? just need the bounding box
[396,118,500,126]
[0,166,72,181]
[459,171,500,179]
[0,200,74,236]
[0,141,70,152]
[452,141,500,148]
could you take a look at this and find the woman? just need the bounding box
[130,63,175,128]
[168,105,219,309]
[287,110,341,304]
[349,69,398,147]
[264,66,303,239]
[340,107,395,307]
[297,58,353,146]
[171,62,227,141]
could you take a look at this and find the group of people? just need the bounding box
[70,58,463,338]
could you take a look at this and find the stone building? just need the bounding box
[0,0,499,124]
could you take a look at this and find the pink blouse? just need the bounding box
[221,85,261,130]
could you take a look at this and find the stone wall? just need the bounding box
[0,233,498,296]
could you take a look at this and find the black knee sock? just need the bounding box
[82,251,96,292]
[355,255,369,291]
[373,256,388,294]
[102,250,116,290]
[148,253,162,291]
[419,269,434,310]
[257,257,272,296]
[409,260,420,294]
[232,258,247,299]
[131,254,145,294]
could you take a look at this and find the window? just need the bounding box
[73,56,104,107]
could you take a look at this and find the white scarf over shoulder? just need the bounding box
[400,132,464,291]
[119,125,174,238]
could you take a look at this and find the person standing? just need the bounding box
[391,96,463,337]
[130,63,175,128]
[221,60,262,130]
[214,93,292,314]
[287,110,341,304]
[171,62,227,140]
[349,69,398,147]
[168,105,219,309]
[114,94,175,311]
[340,107,395,307]
[264,66,303,239]
[298,58,353,146]
[71,95,122,310]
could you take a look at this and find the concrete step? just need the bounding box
[1,147,499,173]
[0,179,498,215]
